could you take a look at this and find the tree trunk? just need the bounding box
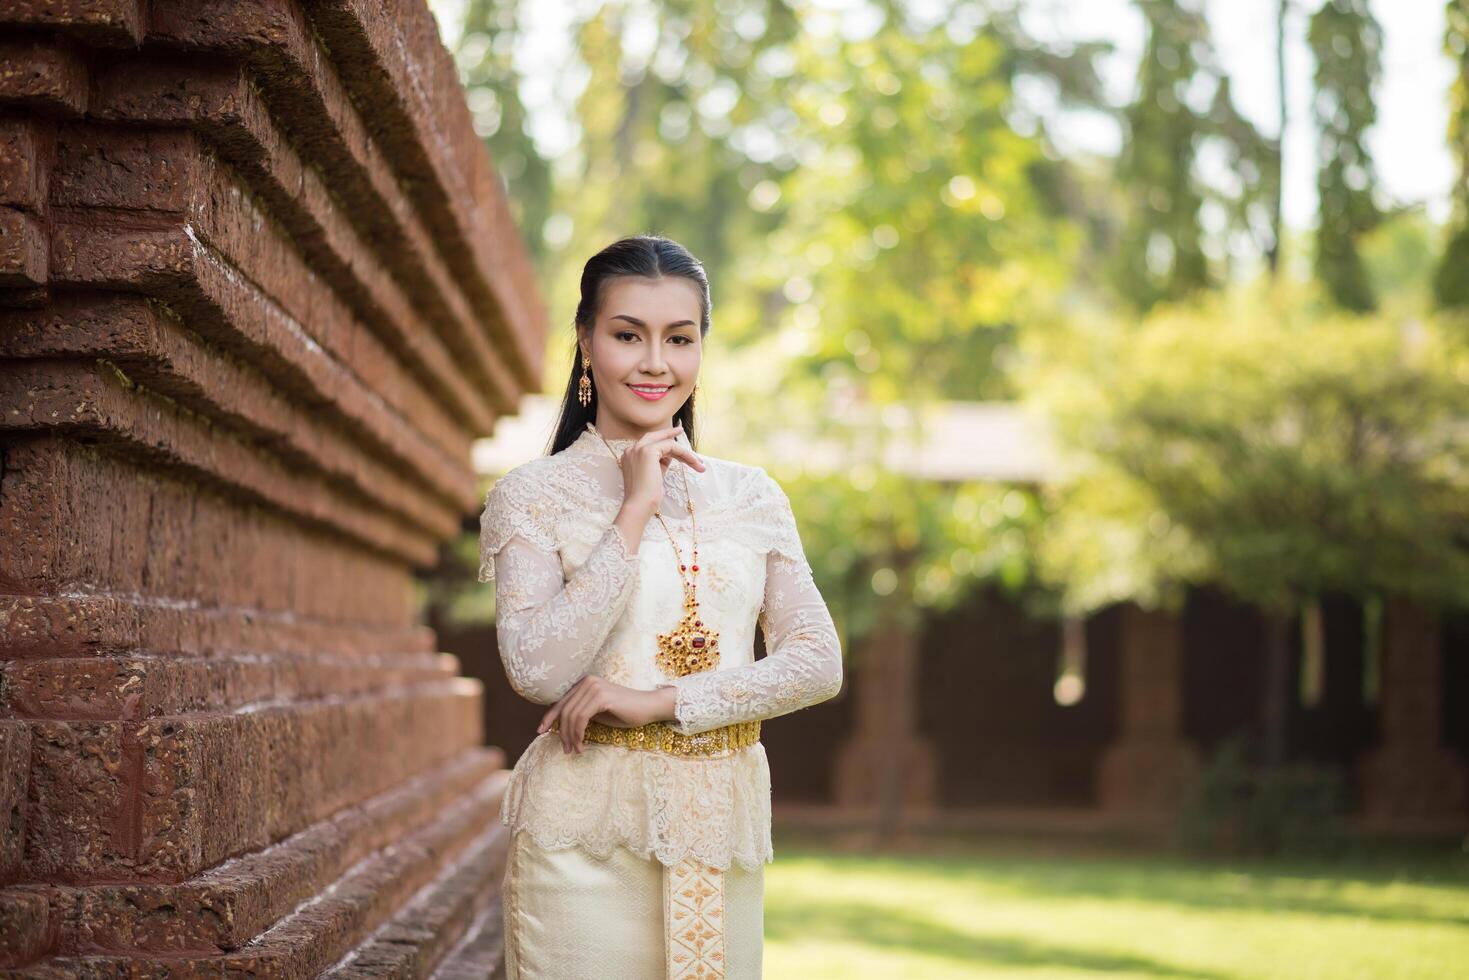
[1261,607,1293,766]
[1270,0,1287,276]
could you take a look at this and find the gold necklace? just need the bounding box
[591,425,721,678]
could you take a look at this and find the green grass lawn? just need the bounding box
[763,828,1469,980]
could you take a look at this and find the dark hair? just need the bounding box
[545,235,712,455]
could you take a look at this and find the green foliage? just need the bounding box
[1308,0,1384,312]
[1111,0,1276,311]
[1018,284,1469,618]
[1113,0,1211,310]
[417,511,500,629]
[453,0,556,265]
[764,451,1049,644]
[717,14,1087,401]
[1435,0,1469,309]
[1175,735,1350,857]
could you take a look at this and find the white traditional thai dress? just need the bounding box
[477,421,844,979]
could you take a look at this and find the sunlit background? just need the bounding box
[419,1,1469,976]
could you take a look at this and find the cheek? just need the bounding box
[672,345,702,372]
[595,346,640,377]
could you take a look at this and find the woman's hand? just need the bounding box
[537,676,679,754]
[618,422,705,520]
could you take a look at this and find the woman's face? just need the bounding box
[581,275,703,438]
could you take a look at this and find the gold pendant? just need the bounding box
[656,579,720,677]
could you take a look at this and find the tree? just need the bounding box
[1112,0,1276,310]
[1271,0,1288,277]
[1019,286,1469,765]
[451,0,556,264]
[1113,0,1212,310]
[1308,0,1384,312]
[1435,0,1469,310]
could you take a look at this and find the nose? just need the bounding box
[640,346,669,375]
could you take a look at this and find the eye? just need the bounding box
[615,330,639,342]
[670,335,694,345]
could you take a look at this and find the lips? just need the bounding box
[627,384,672,400]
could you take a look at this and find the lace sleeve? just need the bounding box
[659,470,843,735]
[479,472,642,704]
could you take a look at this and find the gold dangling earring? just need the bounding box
[578,350,592,406]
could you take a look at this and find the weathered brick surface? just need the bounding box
[0,118,51,208]
[0,39,89,117]
[0,722,33,879]
[0,2,145,47]
[319,819,511,979]
[0,439,417,623]
[0,296,470,535]
[145,0,543,385]
[92,53,522,429]
[0,594,435,663]
[303,0,546,383]
[0,207,46,285]
[145,0,537,401]
[1,0,538,971]
[1,652,460,722]
[89,57,491,452]
[5,754,506,966]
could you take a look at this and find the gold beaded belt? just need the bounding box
[553,718,761,757]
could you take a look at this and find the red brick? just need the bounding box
[0,207,46,285]
[0,118,52,210]
[21,721,129,881]
[148,0,537,396]
[0,439,420,628]
[0,296,472,530]
[0,39,88,117]
[0,721,32,878]
[0,362,443,567]
[0,1,147,47]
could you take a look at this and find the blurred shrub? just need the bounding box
[1175,734,1350,857]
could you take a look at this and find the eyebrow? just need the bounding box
[610,314,697,329]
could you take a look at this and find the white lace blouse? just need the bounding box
[477,421,844,871]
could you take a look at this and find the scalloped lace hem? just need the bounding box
[499,732,774,873]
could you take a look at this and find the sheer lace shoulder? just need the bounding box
[747,467,807,564]
[477,459,561,583]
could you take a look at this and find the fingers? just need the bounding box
[665,444,705,471]
[557,686,582,753]
[556,679,603,754]
[641,433,704,472]
[538,677,585,751]
[636,424,683,445]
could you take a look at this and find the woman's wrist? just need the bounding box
[613,504,652,554]
[654,683,680,724]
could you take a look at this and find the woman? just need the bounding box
[478,235,844,978]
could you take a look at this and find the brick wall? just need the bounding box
[0,2,544,974]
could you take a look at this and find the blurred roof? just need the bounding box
[472,396,1060,484]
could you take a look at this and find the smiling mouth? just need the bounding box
[627,384,672,400]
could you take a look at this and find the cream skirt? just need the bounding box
[501,828,765,978]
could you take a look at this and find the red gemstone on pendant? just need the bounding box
[692,636,706,649]
[695,620,701,626]
[692,564,698,571]
[680,565,686,571]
